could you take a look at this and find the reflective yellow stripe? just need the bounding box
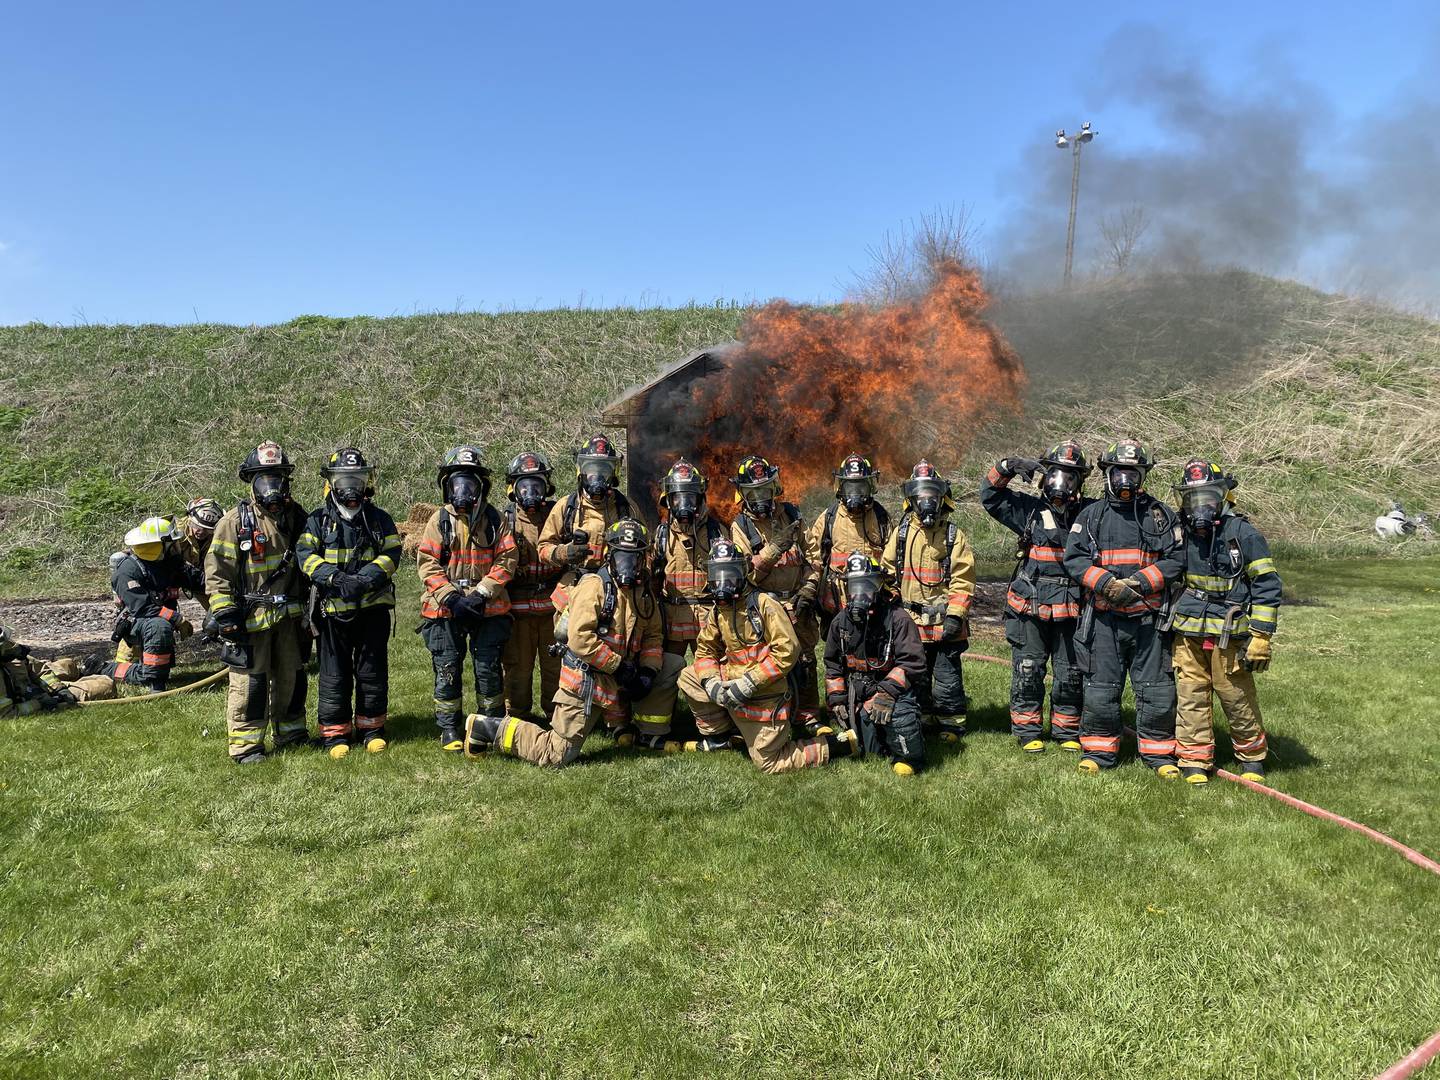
[300,555,328,576]
[211,540,239,556]
[1246,558,1277,578]
[209,594,236,612]
[1185,574,1233,591]
[372,555,397,574]
[501,717,520,753]
[1171,613,1251,636]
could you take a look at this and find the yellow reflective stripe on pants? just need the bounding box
[501,717,520,753]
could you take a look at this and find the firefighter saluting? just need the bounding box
[728,455,823,732]
[806,453,891,633]
[204,441,310,764]
[1062,440,1185,778]
[824,553,928,776]
[881,461,975,743]
[678,539,860,770]
[466,518,672,764]
[1170,460,1282,784]
[417,446,518,752]
[500,451,564,722]
[297,448,401,759]
[980,441,1094,753]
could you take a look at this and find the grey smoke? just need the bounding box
[994,25,1440,310]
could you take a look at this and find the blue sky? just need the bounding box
[0,0,1434,325]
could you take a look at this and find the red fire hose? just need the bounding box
[968,648,1440,1077]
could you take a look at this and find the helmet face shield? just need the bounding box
[740,479,779,518]
[1042,467,1082,508]
[839,478,874,511]
[845,577,879,616]
[1181,485,1226,529]
[252,472,290,513]
[609,549,643,587]
[514,476,547,510]
[579,458,617,497]
[328,467,371,517]
[904,478,946,525]
[445,471,483,512]
[1106,466,1144,502]
[669,491,699,523]
[707,562,745,601]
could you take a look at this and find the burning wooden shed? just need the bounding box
[599,343,738,525]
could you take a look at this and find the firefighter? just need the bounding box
[99,516,197,692]
[465,518,676,764]
[806,453,891,638]
[111,502,210,665]
[204,441,310,764]
[177,498,222,609]
[881,461,975,743]
[417,446,518,752]
[655,459,724,654]
[297,448,401,759]
[537,435,634,620]
[678,539,861,770]
[1062,439,1185,778]
[2,625,115,715]
[824,552,928,775]
[728,454,823,732]
[1170,460,1282,784]
[980,441,1095,753]
[500,451,564,722]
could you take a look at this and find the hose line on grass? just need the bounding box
[77,668,229,707]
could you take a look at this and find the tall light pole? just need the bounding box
[1055,121,1095,289]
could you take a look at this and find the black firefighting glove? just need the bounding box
[942,615,966,641]
[450,593,487,624]
[356,563,389,591]
[632,667,658,698]
[565,530,591,563]
[210,608,245,639]
[865,690,897,725]
[615,659,638,693]
[329,572,366,600]
[792,585,818,619]
[1099,575,1144,607]
[1002,457,1043,482]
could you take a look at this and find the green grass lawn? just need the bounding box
[3,557,1439,1078]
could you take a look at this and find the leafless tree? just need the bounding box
[850,205,980,304]
[1099,205,1150,275]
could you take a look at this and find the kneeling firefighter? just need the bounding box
[3,625,115,714]
[729,455,823,732]
[466,518,676,763]
[102,516,198,692]
[806,453,891,635]
[679,540,860,770]
[823,553,928,775]
[499,451,564,722]
[1170,460,1281,784]
[417,446,518,751]
[297,448,401,759]
[881,461,975,743]
[1061,439,1184,778]
[980,442,1094,753]
[204,442,311,764]
[112,498,217,665]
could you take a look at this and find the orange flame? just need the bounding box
[656,260,1025,520]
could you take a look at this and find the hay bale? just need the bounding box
[398,502,439,560]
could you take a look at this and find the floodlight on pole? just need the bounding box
[1055,121,1096,288]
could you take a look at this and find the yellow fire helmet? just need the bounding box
[124,516,179,562]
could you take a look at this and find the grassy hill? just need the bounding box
[2,271,1437,596]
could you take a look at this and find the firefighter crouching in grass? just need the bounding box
[465,519,674,764]
[980,442,1095,754]
[1170,460,1282,784]
[728,455,824,733]
[678,539,861,770]
[881,461,975,744]
[298,448,401,759]
[111,498,218,666]
[417,446,517,752]
[204,442,310,764]
[500,451,564,723]
[99,516,200,692]
[824,553,928,776]
[2,625,115,713]
[1062,439,1184,779]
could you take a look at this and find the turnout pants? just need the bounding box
[104,616,175,690]
[1004,613,1083,744]
[1077,610,1177,769]
[919,640,967,722]
[225,619,305,759]
[494,655,683,767]
[502,612,561,721]
[422,614,511,730]
[787,605,822,726]
[316,607,391,748]
[1173,634,1268,766]
[853,689,926,772]
[677,665,831,773]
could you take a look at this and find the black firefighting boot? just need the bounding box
[464,714,505,757]
[632,733,681,752]
[1180,765,1210,786]
[439,724,463,753]
[684,733,742,752]
[1237,761,1267,784]
[826,729,863,759]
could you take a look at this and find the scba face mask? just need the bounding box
[743,488,776,519]
[609,549,643,587]
[252,473,290,513]
[669,491,699,523]
[1107,467,1143,503]
[846,578,879,619]
[446,472,483,512]
[1042,467,1081,509]
[840,479,873,512]
[1182,487,1225,531]
[707,563,745,602]
[514,476,547,511]
[580,462,615,498]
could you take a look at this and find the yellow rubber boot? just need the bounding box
[364,737,387,754]
[1077,758,1100,775]
[1059,740,1082,752]
[1022,739,1046,754]
[328,744,350,760]
[892,761,916,777]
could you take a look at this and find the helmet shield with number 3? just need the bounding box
[605,517,648,586]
